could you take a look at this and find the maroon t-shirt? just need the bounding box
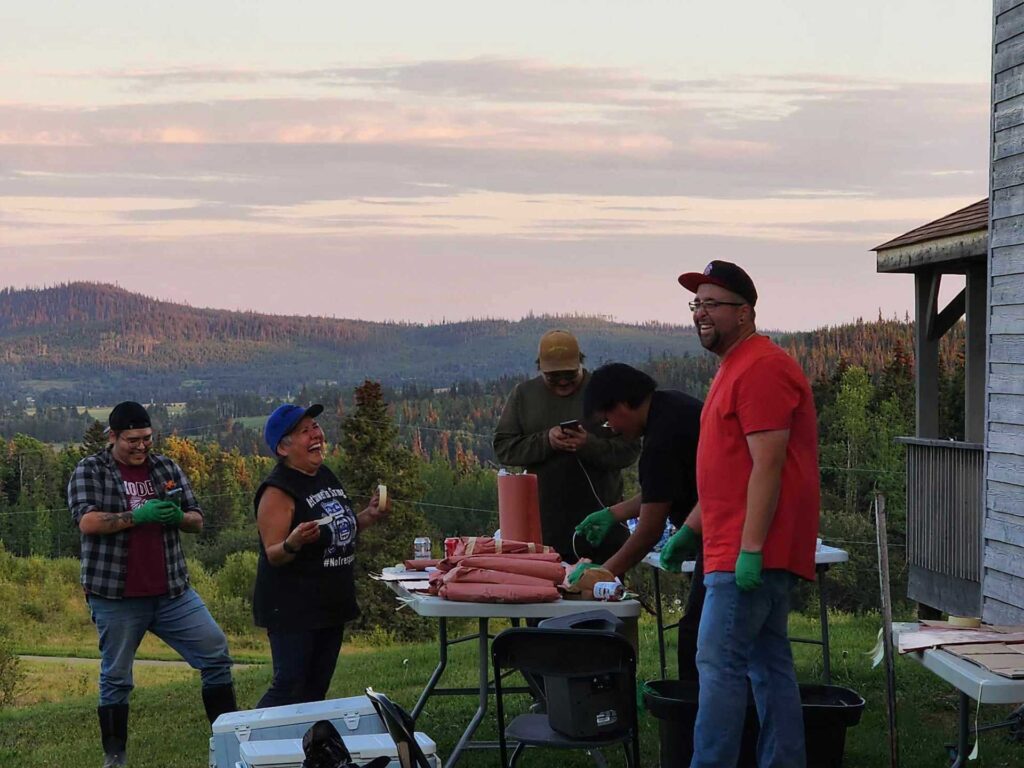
[118,462,168,597]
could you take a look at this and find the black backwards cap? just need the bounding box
[108,401,152,431]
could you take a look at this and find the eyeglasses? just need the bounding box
[118,433,154,447]
[544,370,579,384]
[688,299,745,312]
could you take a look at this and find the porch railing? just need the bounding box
[897,437,984,596]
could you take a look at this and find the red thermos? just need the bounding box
[497,471,543,547]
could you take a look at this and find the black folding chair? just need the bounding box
[491,627,640,768]
[365,688,433,768]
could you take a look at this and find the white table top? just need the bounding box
[641,543,849,573]
[386,581,641,619]
[894,622,1024,704]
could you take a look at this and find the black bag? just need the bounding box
[302,720,390,768]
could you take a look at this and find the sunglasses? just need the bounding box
[544,370,579,384]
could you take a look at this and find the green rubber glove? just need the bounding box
[131,499,167,525]
[567,562,602,586]
[575,507,616,546]
[156,501,184,526]
[735,550,763,591]
[659,524,700,573]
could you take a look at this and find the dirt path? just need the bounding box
[19,654,258,668]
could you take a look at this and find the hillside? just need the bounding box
[0,283,703,402]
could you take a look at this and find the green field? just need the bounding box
[232,415,266,429]
[23,403,188,421]
[2,612,1023,767]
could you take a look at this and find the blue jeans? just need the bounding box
[691,570,805,768]
[89,588,233,706]
[257,625,345,708]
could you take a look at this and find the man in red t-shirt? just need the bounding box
[671,260,819,768]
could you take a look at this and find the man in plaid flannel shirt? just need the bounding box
[68,401,236,768]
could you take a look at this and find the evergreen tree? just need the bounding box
[82,420,108,455]
[337,380,429,639]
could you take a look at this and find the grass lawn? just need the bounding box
[232,415,266,430]
[13,659,197,708]
[2,612,1022,767]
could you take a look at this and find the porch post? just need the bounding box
[915,269,940,438]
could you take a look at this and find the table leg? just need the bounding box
[413,617,449,722]
[653,567,667,680]
[444,618,490,768]
[817,564,831,685]
[950,690,970,768]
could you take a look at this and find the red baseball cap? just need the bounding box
[678,260,757,307]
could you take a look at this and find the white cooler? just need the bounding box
[237,732,439,768]
[211,696,383,768]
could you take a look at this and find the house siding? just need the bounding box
[985,0,1024,623]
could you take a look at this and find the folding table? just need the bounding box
[894,623,1024,767]
[385,580,640,768]
[642,543,849,681]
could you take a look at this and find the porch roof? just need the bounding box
[873,198,988,274]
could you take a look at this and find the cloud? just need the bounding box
[116,202,260,222]
[104,57,647,106]
[0,76,985,206]
[0,57,988,265]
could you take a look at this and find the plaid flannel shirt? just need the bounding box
[67,448,202,599]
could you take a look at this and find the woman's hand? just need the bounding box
[358,489,390,530]
[284,520,321,553]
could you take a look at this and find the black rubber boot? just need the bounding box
[97,703,128,768]
[202,683,237,724]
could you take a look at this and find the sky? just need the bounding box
[0,1,993,330]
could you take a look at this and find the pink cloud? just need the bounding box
[686,137,774,160]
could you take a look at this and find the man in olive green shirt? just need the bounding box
[493,330,641,561]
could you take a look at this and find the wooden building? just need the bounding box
[871,0,1024,625]
[874,201,988,619]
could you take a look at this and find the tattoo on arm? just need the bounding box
[96,511,134,532]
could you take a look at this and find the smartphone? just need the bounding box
[559,419,582,433]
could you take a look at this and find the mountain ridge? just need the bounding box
[0,283,703,402]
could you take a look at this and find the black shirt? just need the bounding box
[639,390,702,527]
[253,463,360,631]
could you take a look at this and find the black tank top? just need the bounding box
[252,462,360,630]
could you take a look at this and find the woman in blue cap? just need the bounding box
[253,403,389,707]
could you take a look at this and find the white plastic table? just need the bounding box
[385,579,641,768]
[642,544,849,681]
[894,622,1024,767]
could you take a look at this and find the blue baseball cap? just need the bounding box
[264,403,324,455]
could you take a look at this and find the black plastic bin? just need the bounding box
[644,680,865,768]
[799,685,866,768]
[644,681,759,767]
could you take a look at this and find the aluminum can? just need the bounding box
[413,536,432,560]
[593,581,624,601]
[444,537,460,558]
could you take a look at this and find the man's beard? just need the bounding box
[697,324,721,353]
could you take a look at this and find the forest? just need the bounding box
[0,283,703,402]
[0,316,966,639]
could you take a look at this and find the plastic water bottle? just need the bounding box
[626,518,676,551]
[654,521,676,552]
